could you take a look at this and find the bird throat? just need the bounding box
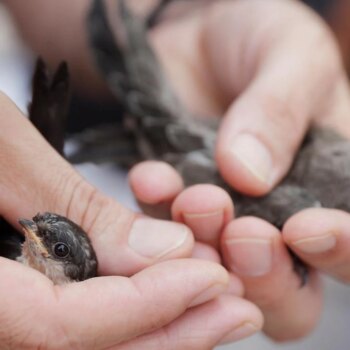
[18,240,72,284]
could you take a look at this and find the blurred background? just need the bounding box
[1,1,350,349]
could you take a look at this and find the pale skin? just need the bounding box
[2,0,350,347]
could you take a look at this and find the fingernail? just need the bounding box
[220,322,259,344]
[226,238,272,276]
[189,283,227,308]
[231,134,273,185]
[292,233,336,254]
[183,210,224,242]
[128,218,190,258]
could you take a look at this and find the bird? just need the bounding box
[0,60,98,284]
[18,212,97,284]
[67,0,350,284]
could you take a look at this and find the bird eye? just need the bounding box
[53,242,70,258]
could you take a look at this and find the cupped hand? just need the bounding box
[130,0,350,342]
[0,257,264,349]
[0,92,263,348]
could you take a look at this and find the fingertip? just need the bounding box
[172,184,234,218]
[283,208,344,256]
[221,217,323,341]
[215,101,279,196]
[282,209,350,272]
[129,161,184,204]
[191,244,245,296]
[218,296,264,345]
[172,184,234,245]
[94,208,194,276]
[222,216,280,242]
[221,217,281,278]
[216,91,308,196]
[216,135,273,196]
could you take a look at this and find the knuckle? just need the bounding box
[59,170,132,247]
[62,172,112,233]
[47,165,107,235]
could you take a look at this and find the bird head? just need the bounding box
[18,212,97,284]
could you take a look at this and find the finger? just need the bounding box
[0,92,193,276]
[130,163,234,248]
[203,0,346,195]
[128,161,184,219]
[172,184,234,247]
[221,217,323,341]
[0,258,228,349]
[284,208,350,283]
[117,295,263,349]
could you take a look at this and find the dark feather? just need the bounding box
[0,219,23,260]
[29,58,70,155]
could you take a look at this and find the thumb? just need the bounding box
[205,0,344,196]
[0,92,193,276]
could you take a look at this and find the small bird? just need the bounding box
[17,212,97,284]
[0,60,98,284]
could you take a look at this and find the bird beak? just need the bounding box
[19,219,49,257]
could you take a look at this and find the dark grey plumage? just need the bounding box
[29,58,70,156]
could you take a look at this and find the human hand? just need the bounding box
[0,256,265,349]
[129,0,350,342]
[5,0,350,343]
[0,92,263,348]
